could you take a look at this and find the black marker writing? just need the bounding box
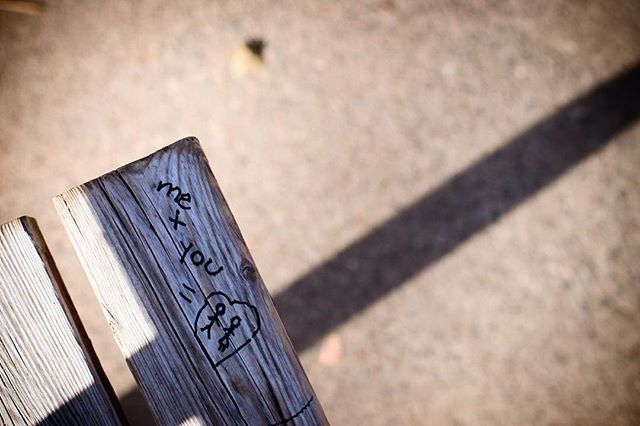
[200,303,226,339]
[155,177,311,424]
[179,283,195,304]
[179,240,224,276]
[169,209,187,230]
[218,316,242,352]
[157,180,192,210]
[193,291,261,364]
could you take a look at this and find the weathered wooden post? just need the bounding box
[55,137,328,425]
[0,217,124,425]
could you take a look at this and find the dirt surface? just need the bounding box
[1,1,640,424]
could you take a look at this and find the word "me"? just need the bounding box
[157,181,192,210]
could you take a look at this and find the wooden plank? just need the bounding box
[0,217,124,425]
[54,137,328,425]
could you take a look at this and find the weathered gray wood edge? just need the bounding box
[54,137,328,425]
[0,217,125,425]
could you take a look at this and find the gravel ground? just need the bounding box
[1,1,640,424]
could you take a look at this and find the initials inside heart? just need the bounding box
[193,291,261,367]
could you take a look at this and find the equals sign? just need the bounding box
[179,283,196,303]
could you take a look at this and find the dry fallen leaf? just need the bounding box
[230,38,265,78]
[0,0,44,15]
[317,333,342,366]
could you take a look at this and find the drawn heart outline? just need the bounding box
[193,291,261,367]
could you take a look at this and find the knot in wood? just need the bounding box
[240,261,256,282]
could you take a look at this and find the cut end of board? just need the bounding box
[55,136,204,199]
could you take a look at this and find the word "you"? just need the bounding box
[179,240,223,277]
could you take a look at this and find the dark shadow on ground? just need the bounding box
[273,62,640,352]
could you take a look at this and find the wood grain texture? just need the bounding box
[54,137,328,425]
[0,217,124,425]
